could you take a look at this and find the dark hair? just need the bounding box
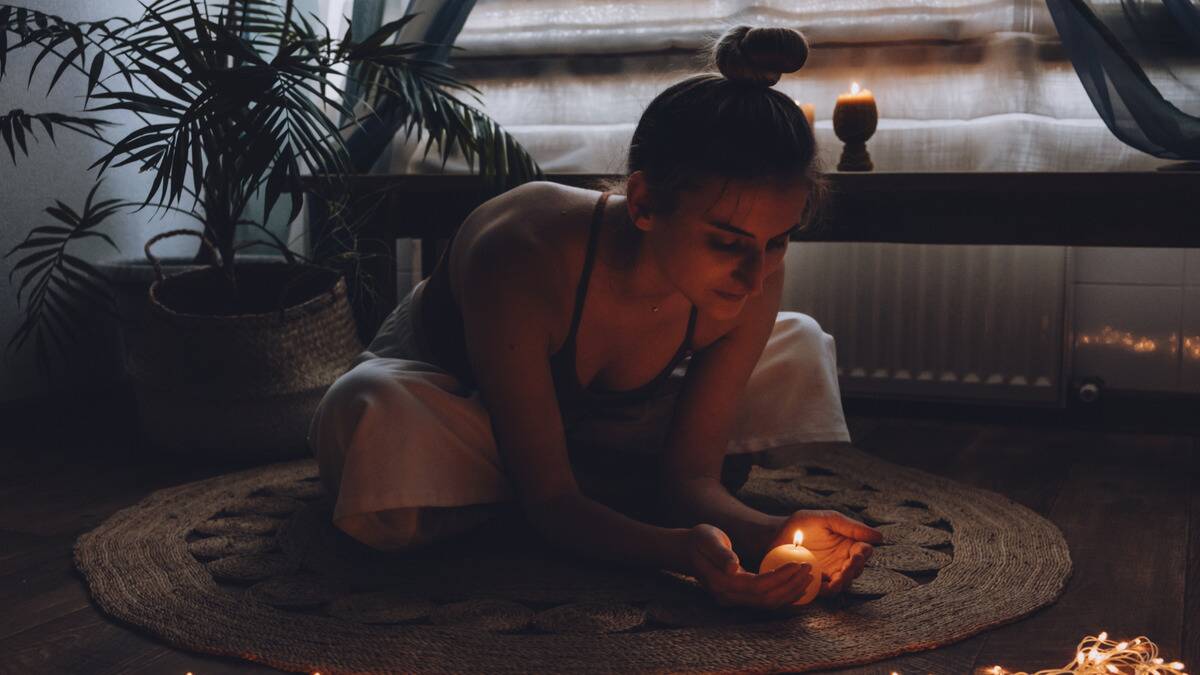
[623,25,825,230]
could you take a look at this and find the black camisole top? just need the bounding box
[419,190,697,414]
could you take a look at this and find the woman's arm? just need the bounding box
[658,267,788,564]
[664,477,786,563]
[535,492,693,571]
[458,203,692,573]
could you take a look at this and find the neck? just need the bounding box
[598,196,683,309]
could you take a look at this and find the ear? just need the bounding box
[624,171,656,233]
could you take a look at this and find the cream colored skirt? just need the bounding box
[308,280,850,546]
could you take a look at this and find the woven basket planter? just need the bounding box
[125,262,361,461]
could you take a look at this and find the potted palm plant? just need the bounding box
[2,0,540,459]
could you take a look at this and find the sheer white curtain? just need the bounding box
[392,0,1165,173]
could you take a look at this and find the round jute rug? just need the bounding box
[74,445,1071,673]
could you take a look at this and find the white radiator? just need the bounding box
[782,243,1068,404]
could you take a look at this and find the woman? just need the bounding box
[310,25,882,611]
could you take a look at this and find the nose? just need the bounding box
[732,249,765,295]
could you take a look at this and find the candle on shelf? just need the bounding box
[836,81,874,106]
[759,529,823,606]
[832,81,879,171]
[794,100,816,128]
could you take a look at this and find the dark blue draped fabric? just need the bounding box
[1045,0,1200,159]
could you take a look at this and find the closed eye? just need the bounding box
[711,236,788,253]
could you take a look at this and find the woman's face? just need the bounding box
[635,175,810,320]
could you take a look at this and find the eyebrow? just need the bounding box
[708,220,799,241]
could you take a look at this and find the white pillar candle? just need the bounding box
[759,529,823,606]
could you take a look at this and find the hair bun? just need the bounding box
[713,26,809,87]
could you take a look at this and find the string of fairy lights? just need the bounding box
[983,634,1187,675]
[875,633,1188,675]
[892,634,1187,675]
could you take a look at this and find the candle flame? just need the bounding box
[850,82,861,94]
[793,530,804,547]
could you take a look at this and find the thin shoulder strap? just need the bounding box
[564,191,611,345]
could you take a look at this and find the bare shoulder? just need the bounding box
[456,181,593,246]
[450,181,601,337]
[452,181,595,263]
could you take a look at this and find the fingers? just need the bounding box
[701,545,741,575]
[821,542,874,595]
[753,562,812,596]
[717,563,814,610]
[823,512,884,544]
[694,525,741,574]
[852,540,875,563]
[771,564,817,608]
[777,567,818,607]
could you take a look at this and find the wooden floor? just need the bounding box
[1,410,1197,675]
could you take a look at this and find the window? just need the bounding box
[380,0,1168,173]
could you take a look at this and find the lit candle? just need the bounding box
[832,81,879,171]
[759,529,823,606]
[836,81,874,106]
[793,100,816,127]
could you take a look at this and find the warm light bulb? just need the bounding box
[850,82,861,94]
[793,530,804,547]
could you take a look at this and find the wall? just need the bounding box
[0,1,201,404]
[1071,248,1200,394]
[781,243,1200,402]
[1,0,317,406]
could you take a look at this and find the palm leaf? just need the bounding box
[373,64,540,185]
[0,110,110,162]
[2,6,148,97]
[4,182,122,371]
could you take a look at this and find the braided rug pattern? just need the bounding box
[75,445,1071,673]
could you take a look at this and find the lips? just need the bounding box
[714,289,747,301]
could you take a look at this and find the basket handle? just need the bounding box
[144,229,222,283]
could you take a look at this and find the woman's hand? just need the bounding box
[766,510,883,596]
[683,524,814,610]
